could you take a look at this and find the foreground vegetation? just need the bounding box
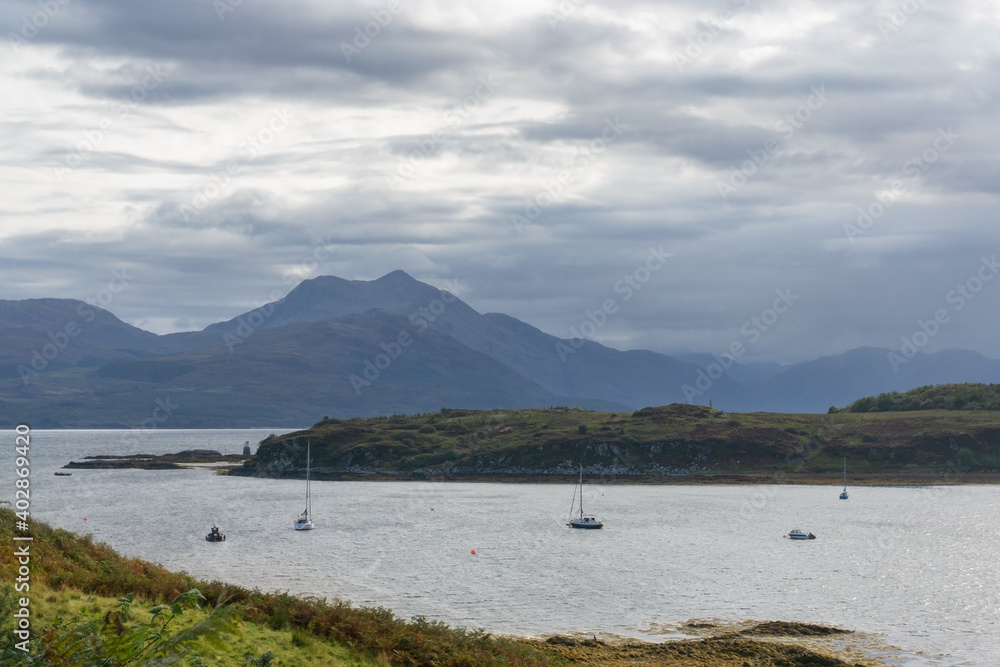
[1,509,873,665]
[0,509,556,666]
[235,398,1000,481]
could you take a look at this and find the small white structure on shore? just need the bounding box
[243,441,252,456]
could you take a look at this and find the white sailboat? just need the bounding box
[567,464,603,529]
[839,457,849,500]
[294,441,315,530]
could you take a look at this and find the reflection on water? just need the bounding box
[5,429,999,665]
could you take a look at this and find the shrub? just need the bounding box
[5,589,239,665]
[956,447,980,470]
[419,425,437,433]
[577,424,588,434]
[270,607,289,630]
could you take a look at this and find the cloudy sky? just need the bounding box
[2,0,998,363]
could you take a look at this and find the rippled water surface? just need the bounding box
[5,429,999,665]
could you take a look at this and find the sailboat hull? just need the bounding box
[568,518,603,529]
[294,522,314,530]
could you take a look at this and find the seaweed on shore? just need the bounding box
[535,633,866,666]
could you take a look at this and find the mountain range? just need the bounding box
[2,270,1000,427]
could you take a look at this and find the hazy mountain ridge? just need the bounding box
[1,272,999,427]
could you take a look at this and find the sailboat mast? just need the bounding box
[579,465,584,518]
[306,440,311,515]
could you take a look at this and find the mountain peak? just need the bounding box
[374,269,416,284]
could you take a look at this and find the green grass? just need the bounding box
[13,583,381,666]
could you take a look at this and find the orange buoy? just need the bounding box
[471,549,476,555]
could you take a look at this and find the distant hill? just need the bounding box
[0,298,176,380]
[201,271,750,410]
[2,272,1000,426]
[752,348,1000,412]
[2,311,563,427]
[835,383,1000,413]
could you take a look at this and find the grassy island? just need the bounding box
[232,390,1000,483]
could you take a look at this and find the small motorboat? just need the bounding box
[54,472,72,476]
[569,516,604,529]
[205,525,226,542]
[785,529,816,540]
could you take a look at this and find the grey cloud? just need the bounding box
[2,0,999,362]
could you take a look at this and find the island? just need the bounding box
[64,449,251,470]
[230,384,1000,484]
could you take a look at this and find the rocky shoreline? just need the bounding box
[227,465,1000,485]
[64,449,251,470]
[532,621,868,666]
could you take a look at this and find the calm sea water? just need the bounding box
[3,429,999,665]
